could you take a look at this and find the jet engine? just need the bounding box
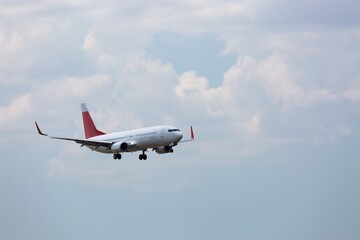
[111,142,128,152]
[154,146,173,154]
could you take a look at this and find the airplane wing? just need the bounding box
[35,122,113,149]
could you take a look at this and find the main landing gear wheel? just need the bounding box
[139,153,147,160]
[139,150,147,160]
[113,153,122,160]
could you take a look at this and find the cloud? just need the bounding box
[343,89,360,102]
[243,113,261,136]
[0,95,32,129]
[175,70,223,102]
[46,144,200,192]
[255,53,341,107]
[314,122,354,144]
[175,53,344,119]
[0,0,358,191]
[0,26,29,78]
[82,30,115,67]
[47,147,115,179]
[36,75,111,100]
[0,74,111,137]
[175,71,209,98]
[1,4,359,240]
[196,3,244,19]
[83,31,101,54]
[256,54,304,105]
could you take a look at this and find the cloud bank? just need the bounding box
[0,0,359,189]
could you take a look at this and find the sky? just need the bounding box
[1,0,360,239]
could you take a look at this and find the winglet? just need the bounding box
[179,126,195,143]
[190,126,194,140]
[35,122,48,136]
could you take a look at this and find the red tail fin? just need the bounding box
[81,103,106,139]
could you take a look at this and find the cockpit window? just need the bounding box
[168,129,180,132]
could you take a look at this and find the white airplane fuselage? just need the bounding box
[88,125,183,153]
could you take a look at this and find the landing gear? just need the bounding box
[139,154,147,160]
[112,151,149,160]
[139,150,147,160]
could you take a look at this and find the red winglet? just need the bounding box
[190,126,194,140]
[35,122,48,136]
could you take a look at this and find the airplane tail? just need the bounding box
[81,103,106,139]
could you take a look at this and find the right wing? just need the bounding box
[35,122,114,149]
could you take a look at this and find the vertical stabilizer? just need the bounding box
[81,103,106,139]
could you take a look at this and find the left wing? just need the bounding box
[35,122,113,149]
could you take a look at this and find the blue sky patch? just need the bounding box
[146,33,236,87]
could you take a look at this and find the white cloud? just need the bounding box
[0,74,112,137]
[115,54,178,110]
[0,95,32,129]
[196,3,244,18]
[175,70,221,99]
[256,53,304,106]
[254,53,340,107]
[89,107,143,133]
[36,75,111,100]
[0,27,27,72]
[223,54,343,108]
[175,70,229,117]
[243,113,261,136]
[83,30,100,54]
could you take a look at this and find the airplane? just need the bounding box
[35,103,194,160]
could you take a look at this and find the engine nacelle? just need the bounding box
[111,142,128,152]
[154,146,173,154]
